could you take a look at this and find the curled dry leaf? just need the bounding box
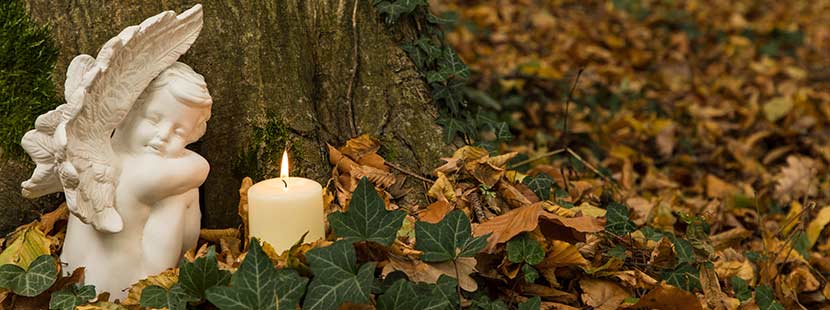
[428,172,456,202]
[434,146,490,175]
[37,203,68,235]
[465,157,505,188]
[497,180,534,209]
[340,134,381,160]
[579,279,631,310]
[328,144,361,175]
[199,228,240,243]
[237,176,253,247]
[382,255,478,291]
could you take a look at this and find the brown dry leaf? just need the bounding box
[473,203,541,253]
[238,176,253,246]
[497,180,534,209]
[607,270,658,289]
[122,268,179,305]
[351,165,396,188]
[714,259,755,286]
[420,200,452,224]
[706,174,741,199]
[774,155,819,202]
[200,228,240,243]
[539,240,589,269]
[339,303,374,310]
[520,283,578,303]
[382,255,478,291]
[784,266,820,293]
[37,203,67,235]
[537,211,605,235]
[806,206,830,248]
[579,278,630,310]
[328,144,361,175]
[649,237,676,270]
[571,202,606,218]
[428,171,456,202]
[184,243,210,263]
[358,153,388,171]
[465,157,505,188]
[656,122,677,157]
[434,145,490,175]
[341,134,380,160]
[627,197,653,226]
[487,152,518,168]
[631,283,703,310]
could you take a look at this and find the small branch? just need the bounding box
[561,68,584,148]
[507,148,565,169]
[346,0,360,137]
[386,161,435,184]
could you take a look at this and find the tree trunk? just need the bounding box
[19,0,448,230]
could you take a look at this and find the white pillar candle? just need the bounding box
[247,151,325,253]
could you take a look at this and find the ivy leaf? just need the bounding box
[506,233,545,265]
[375,0,427,23]
[415,210,490,262]
[437,116,469,143]
[605,202,636,236]
[432,79,467,116]
[49,284,96,310]
[521,264,539,283]
[376,278,452,310]
[522,173,554,201]
[179,246,231,300]
[329,177,406,246]
[756,285,784,310]
[662,263,701,292]
[0,254,57,297]
[668,235,696,265]
[518,296,541,310]
[471,295,508,310]
[303,241,375,310]
[729,276,751,302]
[139,284,196,310]
[206,239,308,310]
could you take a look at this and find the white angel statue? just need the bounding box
[20,5,210,299]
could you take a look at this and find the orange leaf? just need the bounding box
[473,203,542,253]
[420,200,452,224]
[631,283,703,310]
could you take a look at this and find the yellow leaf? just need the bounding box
[122,268,179,305]
[806,207,830,248]
[762,96,793,122]
[571,202,606,218]
[427,172,455,202]
[781,201,803,236]
[540,240,589,268]
[0,223,51,268]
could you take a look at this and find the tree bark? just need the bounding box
[18,0,448,231]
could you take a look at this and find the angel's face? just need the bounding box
[120,88,208,157]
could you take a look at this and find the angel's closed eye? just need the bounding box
[146,113,162,124]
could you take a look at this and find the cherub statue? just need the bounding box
[20,5,209,299]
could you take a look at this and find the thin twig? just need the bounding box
[386,162,435,184]
[561,68,584,148]
[507,148,565,169]
[346,0,360,137]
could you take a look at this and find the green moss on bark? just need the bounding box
[234,112,305,182]
[0,0,61,159]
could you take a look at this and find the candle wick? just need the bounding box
[281,179,288,189]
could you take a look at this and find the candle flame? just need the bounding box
[280,150,289,178]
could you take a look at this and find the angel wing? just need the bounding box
[20,4,204,233]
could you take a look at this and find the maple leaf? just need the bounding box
[415,210,489,262]
[205,239,308,310]
[329,177,406,246]
[303,240,375,310]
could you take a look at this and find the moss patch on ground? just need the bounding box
[0,0,61,159]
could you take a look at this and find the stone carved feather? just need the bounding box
[20,5,204,233]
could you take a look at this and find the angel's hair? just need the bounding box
[138,62,212,142]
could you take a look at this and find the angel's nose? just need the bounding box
[155,124,174,141]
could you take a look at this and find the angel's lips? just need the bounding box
[145,144,163,154]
